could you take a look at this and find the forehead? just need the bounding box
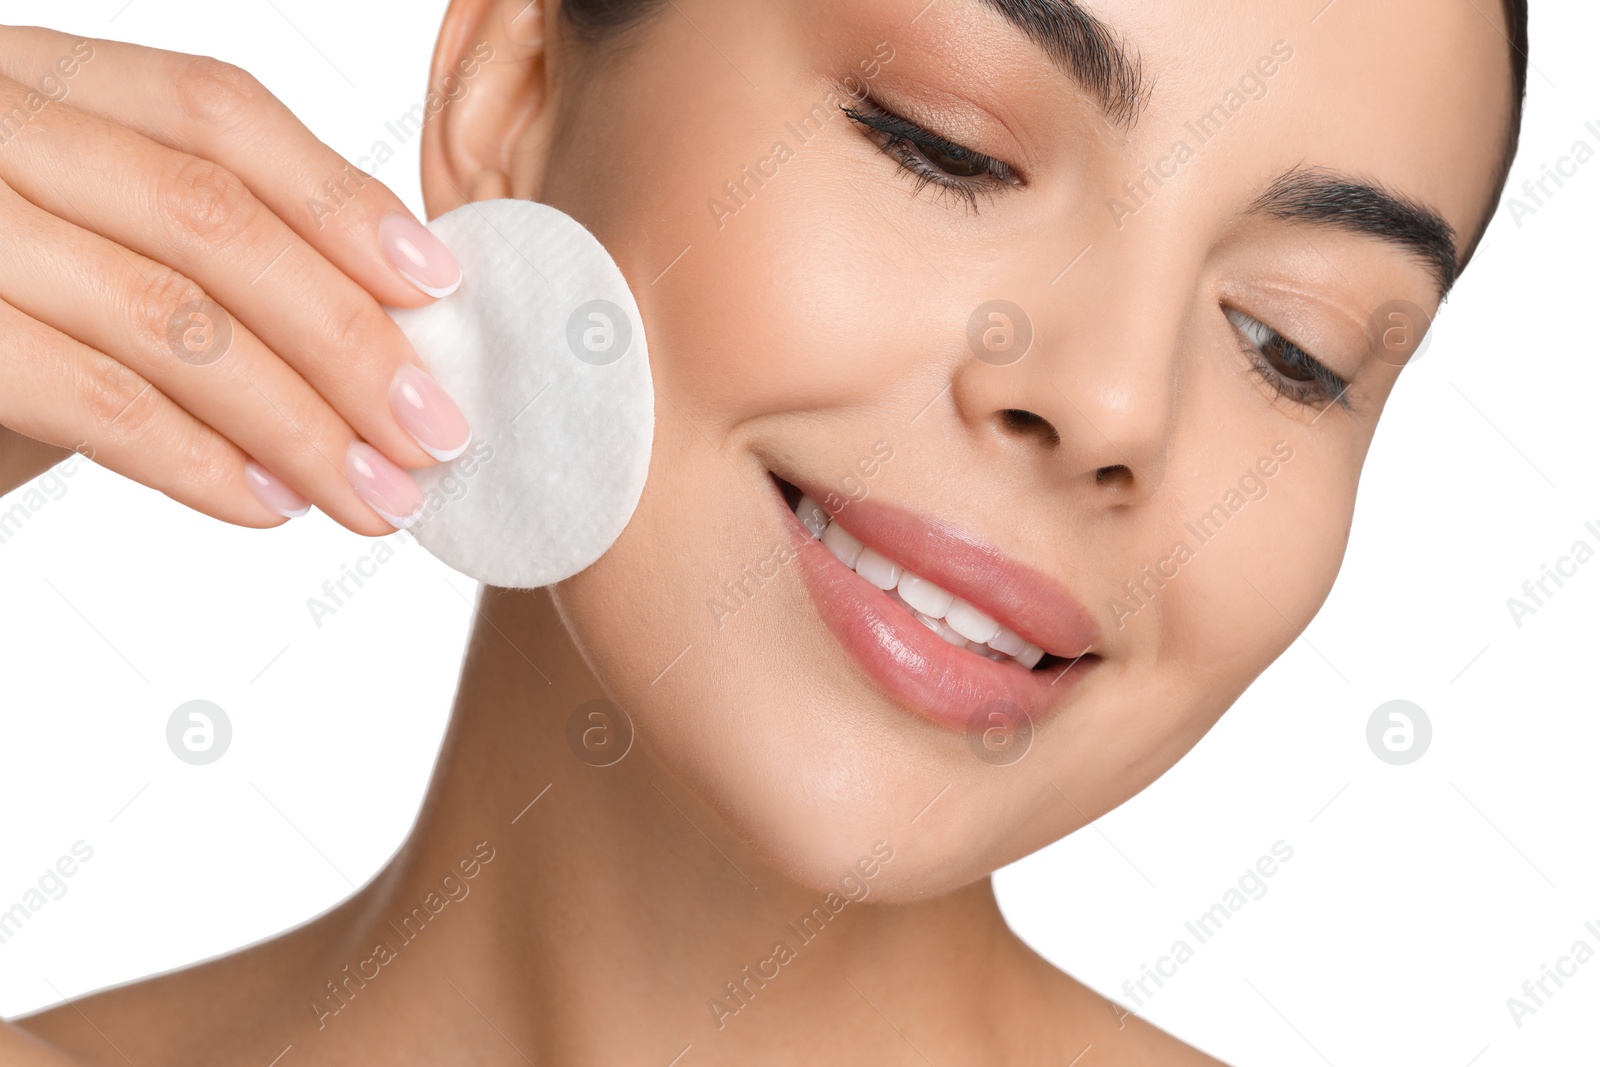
[1053,0,1515,252]
[764,0,1515,264]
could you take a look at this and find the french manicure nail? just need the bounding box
[244,460,310,519]
[345,441,424,529]
[391,363,471,462]
[379,211,462,298]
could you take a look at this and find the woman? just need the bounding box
[0,0,1528,1061]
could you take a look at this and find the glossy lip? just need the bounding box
[767,469,1102,733]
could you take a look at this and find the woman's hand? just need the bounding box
[0,25,471,534]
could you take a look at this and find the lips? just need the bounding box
[768,470,1101,732]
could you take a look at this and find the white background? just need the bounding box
[0,1,1594,1063]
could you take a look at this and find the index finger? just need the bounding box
[0,25,464,309]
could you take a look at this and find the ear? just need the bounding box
[419,0,557,217]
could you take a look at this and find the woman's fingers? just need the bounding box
[0,77,473,500]
[0,295,296,529]
[0,27,476,535]
[0,26,461,309]
[0,178,418,535]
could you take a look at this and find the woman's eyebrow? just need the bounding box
[965,4,1458,296]
[968,0,1150,128]
[1246,165,1460,297]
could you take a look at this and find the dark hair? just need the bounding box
[1471,0,1531,261]
[559,0,665,41]
[559,0,1530,257]
[1504,0,1531,139]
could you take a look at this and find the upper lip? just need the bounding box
[776,472,1101,661]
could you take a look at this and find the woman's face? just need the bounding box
[459,0,1510,898]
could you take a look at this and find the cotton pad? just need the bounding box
[383,199,653,588]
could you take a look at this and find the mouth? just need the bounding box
[767,470,1101,732]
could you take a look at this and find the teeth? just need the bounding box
[987,625,1025,657]
[898,571,955,618]
[932,616,970,647]
[945,599,1000,644]
[795,495,830,538]
[821,522,864,569]
[911,608,970,647]
[853,547,902,591]
[790,483,1053,671]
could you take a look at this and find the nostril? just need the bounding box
[1000,408,1061,447]
[1095,464,1133,487]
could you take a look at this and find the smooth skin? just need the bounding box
[0,28,470,533]
[2,0,1514,1063]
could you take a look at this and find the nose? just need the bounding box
[948,254,1182,506]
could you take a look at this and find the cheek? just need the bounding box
[1016,442,1355,837]
[651,155,946,425]
[542,36,940,429]
[1156,447,1353,693]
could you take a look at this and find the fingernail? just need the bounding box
[345,441,424,529]
[379,211,462,298]
[244,460,310,519]
[390,363,472,462]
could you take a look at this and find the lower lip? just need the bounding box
[772,479,1097,734]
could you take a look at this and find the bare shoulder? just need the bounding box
[1084,999,1233,1066]
[1007,936,1233,1066]
[5,964,229,1067]
[0,1020,93,1067]
[5,905,346,1067]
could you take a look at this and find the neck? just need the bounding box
[305,584,1040,1064]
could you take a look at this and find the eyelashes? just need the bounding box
[839,97,1021,211]
[840,95,1355,416]
[1226,308,1354,413]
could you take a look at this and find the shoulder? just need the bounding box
[5,974,200,1067]
[4,911,338,1067]
[1007,938,1233,1066]
[0,1018,95,1067]
[1083,1001,1233,1066]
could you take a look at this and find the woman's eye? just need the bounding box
[1225,308,1353,413]
[840,98,1020,211]
[919,140,988,178]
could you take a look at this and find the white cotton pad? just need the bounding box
[383,199,653,588]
